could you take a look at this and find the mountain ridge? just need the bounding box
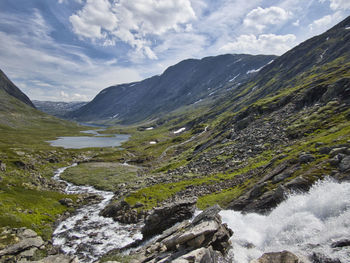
[68,53,276,123]
[0,69,35,108]
[33,100,88,118]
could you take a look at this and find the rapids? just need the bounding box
[220,178,350,262]
[52,164,142,262]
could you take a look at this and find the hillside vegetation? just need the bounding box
[66,16,350,217]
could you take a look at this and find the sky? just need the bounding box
[0,0,349,102]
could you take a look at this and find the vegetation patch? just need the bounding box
[0,183,76,240]
[61,162,140,191]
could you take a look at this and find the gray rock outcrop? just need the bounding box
[123,205,233,262]
[141,197,197,239]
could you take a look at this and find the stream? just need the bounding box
[52,164,350,263]
[52,164,142,262]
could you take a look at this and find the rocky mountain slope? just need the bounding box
[68,54,276,124]
[98,16,350,219]
[90,17,350,262]
[33,100,88,118]
[0,69,35,108]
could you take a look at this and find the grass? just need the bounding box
[0,182,77,240]
[197,180,252,209]
[61,162,140,191]
[0,95,106,241]
[124,149,274,210]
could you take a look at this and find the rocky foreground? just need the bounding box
[1,198,348,263]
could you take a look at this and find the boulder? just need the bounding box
[141,198,197,239]
[171,247,218,263]
[339,156,350,171]
[299,153,315,164]
[243,185,287,214]
[272,172,292,183]
[228,184,287,214]
[126,205,233,262]
[310,252,341,263]
[161,205,232,253]
[251,250,308,263]
[331,239,350,248]
[100,200,146,224]
[284,176,311,192]
[0,228,44,257]
[321,77,350,102]
[329,147,348,157]
[318,147,331,155]
[329,155,342,166]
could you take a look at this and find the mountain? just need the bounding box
[222,14,350,112]
[33,100,88,118]
[103,16,350,218]
[68,54,276,123]
[0,69,35,108]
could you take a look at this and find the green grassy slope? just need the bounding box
[0,81,96,241]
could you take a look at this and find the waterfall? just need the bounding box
[220,178,350,262]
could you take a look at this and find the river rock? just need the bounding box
[100,200,146,224]
[331,239,350,248]
[125,205,232,262]
[251,250,309,263]
[310,252,341,263]
[141,197,197,239]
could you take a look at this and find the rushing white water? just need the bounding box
[220,178,350,263]
[52,165,142,262]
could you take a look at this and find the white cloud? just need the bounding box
[309,11,344,33]
[243,6,291,32]
[293,19,300,26]
[328,0,350,10]
[220,33,296,55]
[69,0,196,60]
[60,91,69,98]
[70,0,117,39]
[0,11,142,102]
[58,0,82,4]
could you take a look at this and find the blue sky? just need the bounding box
[0,0,349,101]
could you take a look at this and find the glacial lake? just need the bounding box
[48,130,130,149]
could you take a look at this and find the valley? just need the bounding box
[0,13,350,263]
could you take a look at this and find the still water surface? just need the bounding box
[48,130,130,149]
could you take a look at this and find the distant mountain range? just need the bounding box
[33,100,88,118]
[67,54,276,124]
